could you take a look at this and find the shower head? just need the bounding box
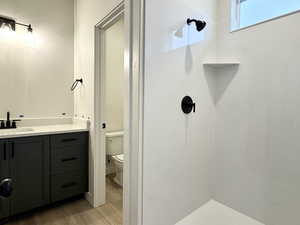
[187,18,206,32]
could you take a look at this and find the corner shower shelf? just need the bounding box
[203,61,240,68]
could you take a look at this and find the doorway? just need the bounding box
[94,2,125,225]
[94,1,144,225]
[103,11,125,222]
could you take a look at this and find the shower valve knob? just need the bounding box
[181,96,196,114]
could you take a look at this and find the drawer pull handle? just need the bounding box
[61,182,77,189]
[61,138,78,143]
[61,157,78,162]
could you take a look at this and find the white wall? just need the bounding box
[74,0,122,120]
[0,0,74,119]
[105,17,124,132]
[143,1,217,225]
[214,1,300,224]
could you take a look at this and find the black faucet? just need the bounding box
[0,112,21,129]
[6,112,11,129]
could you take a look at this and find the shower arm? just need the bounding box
[187,19,198,24]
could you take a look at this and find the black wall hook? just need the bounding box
[181,96,196,114]
[71,78,83,91]
[187,18,206,32]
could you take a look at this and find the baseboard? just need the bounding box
[85,192,94,207]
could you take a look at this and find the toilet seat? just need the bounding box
[112,154,124,186]
[113,154,124,163]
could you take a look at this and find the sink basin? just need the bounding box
[15,128,34,132]
[0,127,34,135]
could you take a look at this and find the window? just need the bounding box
[231,0,300,31]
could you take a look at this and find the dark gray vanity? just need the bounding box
[0,131,89,220]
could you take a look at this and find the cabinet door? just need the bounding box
[10,136,50,215]
[0,141,10,219]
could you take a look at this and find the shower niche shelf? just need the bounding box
[203,61,240,68]
[203,60,240,104]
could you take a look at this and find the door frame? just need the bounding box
[94,0,145,224]
[94,0,124,207]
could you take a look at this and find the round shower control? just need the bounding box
[181,96,196,114]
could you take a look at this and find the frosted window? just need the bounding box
[232,0,300,30]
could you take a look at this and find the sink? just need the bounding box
[15,128,34,132]
[0,127,34,135]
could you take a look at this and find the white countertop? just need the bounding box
[0,124,89,139]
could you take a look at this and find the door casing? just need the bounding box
[93,0,145,225]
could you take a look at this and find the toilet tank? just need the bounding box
[106,131,124,156]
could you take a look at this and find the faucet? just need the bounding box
[6,112,11,129]
[0,112,21,129]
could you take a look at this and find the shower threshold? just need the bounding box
[175,200,265,225]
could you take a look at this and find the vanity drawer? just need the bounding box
[51,172,88,202]
[51,145,87,174]
[51,132,88,148]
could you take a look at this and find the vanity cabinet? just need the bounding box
[50,132,88,202]
[10,137,50,216]
[0,131,88,220]
[0,141,9,220]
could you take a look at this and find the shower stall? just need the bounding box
[142,0,300,225]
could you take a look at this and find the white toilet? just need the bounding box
[106,131,124,186]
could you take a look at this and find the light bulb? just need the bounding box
[0,23,12,33]
[0,22,16,41]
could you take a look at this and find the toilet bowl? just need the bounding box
[112,154,124,186]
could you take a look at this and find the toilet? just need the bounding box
[106,131,124,186]
[112,154,124,186]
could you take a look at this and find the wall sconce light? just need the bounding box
[0,16,33,32]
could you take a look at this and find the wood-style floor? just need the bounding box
[6,177,123,225]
